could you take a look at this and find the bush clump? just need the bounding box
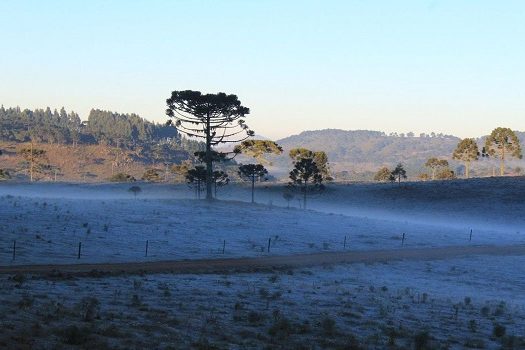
[108,173,136,182]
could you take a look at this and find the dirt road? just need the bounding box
[1,244,524,277]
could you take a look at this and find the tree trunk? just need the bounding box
[30,140,34,182]
[303,180,307,210]
[251,175,255,203]
[465,161,470,179]
[205,113,213,200]
[500,147,505,176]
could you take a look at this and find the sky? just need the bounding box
[1,0,524,140]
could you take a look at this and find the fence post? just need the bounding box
[145,240,149,257]
[222,240,226,254]
[343,235,347,249]
[12,240,16,260]
[267,237,271,253]
[401,233,405,246]
[469,229,472,242]
[78,242,82,259]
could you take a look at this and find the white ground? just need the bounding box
[1,178,524,348]
[1,179,524,265]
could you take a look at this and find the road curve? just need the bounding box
[1,244,524,277]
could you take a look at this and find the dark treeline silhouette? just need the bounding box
[0,106,204,154]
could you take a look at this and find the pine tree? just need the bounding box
[452,138,479,178]
[238,164,268,203]
[390,163,407,185]
[484,128,522,176]
[289,158,324,209]
[424,158,449,180]
[166,90,253,200]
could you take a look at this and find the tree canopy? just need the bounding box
[424,158,449,180]
[452,138,479,178]
[238,163,268,203]
[484,127,522,176]
[234,140,283,165]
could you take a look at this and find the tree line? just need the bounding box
[374,127,523,183]
[0,106,181,148]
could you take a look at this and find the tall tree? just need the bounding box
[452,138,479,178]
[238,164,268,203]
[289,158,324,209]
[424,158,449,180]
[390,163,407,185]
[166,90,253,200]
[484,127,522,176]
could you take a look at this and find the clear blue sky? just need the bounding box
[1,0,524,139]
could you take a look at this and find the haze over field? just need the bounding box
[2,1,525,349]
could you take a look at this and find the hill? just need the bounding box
[274,129,525,180]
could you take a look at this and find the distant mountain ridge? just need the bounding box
[273,129,525,178]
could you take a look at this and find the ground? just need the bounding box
[0,178,524,349]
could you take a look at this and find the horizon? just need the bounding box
[1,1,524,139]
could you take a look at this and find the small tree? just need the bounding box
[435,168,456,180]
[374,167,391,182]
[484,127,522,176]
[452,138,479,179]
[18,144,49,182]
[390,163,407,185]
[186,165,207,199]
[128,185,142,198]
[289,148,331,181]
[238,164,268,203]
[289,158,324,209]
[424,157,449,180]
[212,170,229,198]
[282,191,294,209]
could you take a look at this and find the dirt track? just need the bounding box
[1,244,524,277]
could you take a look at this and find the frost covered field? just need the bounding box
[1,178,525,349]
[1,178,524,265]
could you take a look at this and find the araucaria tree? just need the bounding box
[238,164,268,203]
[390,163,407,185]
[484,127,522,176]
[424,158,449,180]
[166,90,253,200]
[289,148,331,181]
[186,165,207,199]
[289,158,324,209]
[452,138,479,178]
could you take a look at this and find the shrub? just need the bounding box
[108,173,136,182]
